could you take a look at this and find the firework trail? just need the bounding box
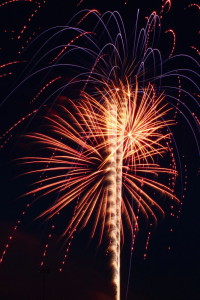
[0,6,199,300]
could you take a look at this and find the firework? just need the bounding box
[18,79,180,299]
[0,4,199,300]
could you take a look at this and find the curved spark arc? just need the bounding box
[19,80,179,299]
[1,10,199,131]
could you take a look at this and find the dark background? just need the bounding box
[0,0,199,299]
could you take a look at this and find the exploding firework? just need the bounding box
[0,3,199,300]
[19,81,179,298]
[19,79,179,298]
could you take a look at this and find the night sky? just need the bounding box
[0,1,199,300]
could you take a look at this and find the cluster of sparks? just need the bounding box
[19,80,179,299]
[21,81,178,239]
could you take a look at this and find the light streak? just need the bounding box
[0,203,30,264]
[0,61,25,78]
[187,3,200,11]
[165,29,176,57]
[191,46,200,56]
[160,0,172,18]
[30,77,61,104]
[0,109,38,149]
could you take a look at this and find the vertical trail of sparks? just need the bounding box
[106,99,118,299]
[107,93,126,299]
[0,203,30,264]
[115,91,126,299]
[108,92,127,300]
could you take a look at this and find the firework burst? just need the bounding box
[18,79,180,299]
[0,4,199,300]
